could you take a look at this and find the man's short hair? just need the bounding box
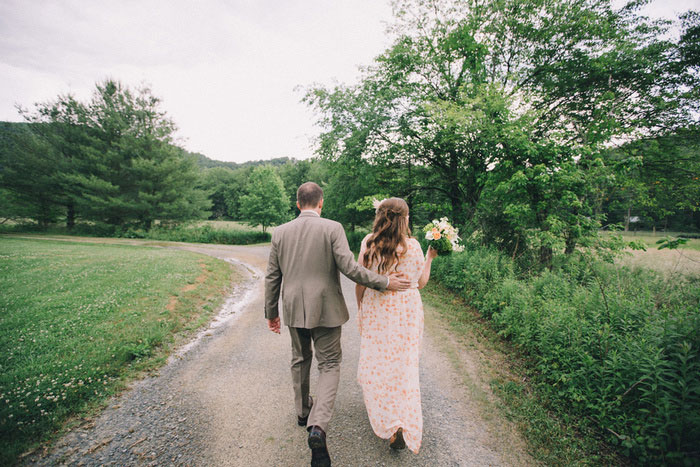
[297,182,323,208]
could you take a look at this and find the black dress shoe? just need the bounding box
[311,447,331,467]
[298,396,313,426]
[389,427,406,450]
[307,425,326,450]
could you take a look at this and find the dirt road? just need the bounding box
[24,241,532,466]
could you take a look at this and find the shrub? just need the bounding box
[430,246,700,463]
[146,224,270,245]
[431,246,514,317]
[346,228,371,253]
[0,222,270,245]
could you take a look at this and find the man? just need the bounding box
[265,182,410,467]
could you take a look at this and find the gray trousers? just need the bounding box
[288,326,342,433]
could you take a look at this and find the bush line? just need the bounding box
[429,246,700,464]
[1,223,271,245]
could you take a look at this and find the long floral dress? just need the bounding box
[357,235,425,453]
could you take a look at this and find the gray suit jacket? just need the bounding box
[265,211,388,328]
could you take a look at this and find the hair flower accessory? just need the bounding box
[372,198,387,211]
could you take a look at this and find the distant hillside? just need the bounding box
[185,150,240,169]
[180,150,298,170]
[0,121,33,144]
[0,121,300,170]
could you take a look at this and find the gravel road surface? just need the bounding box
[23,242,533,466]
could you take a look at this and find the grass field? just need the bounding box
[0,237,240,464]
[614,232,700,275]
[618,231,700,251]
[0,220,273,246]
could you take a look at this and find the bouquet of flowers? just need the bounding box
[423,217,464,255]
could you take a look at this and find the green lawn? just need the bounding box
[599,231,700,275]
[616,230,700,251]
[0,237,239,464]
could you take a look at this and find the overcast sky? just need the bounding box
[0,0,696,163]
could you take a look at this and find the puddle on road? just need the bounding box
[170,257,262,360]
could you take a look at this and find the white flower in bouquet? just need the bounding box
[423,217,464,255]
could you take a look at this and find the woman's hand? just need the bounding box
[418,247,438,289]
[426,246,439,260]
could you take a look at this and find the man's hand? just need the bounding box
[386,272,411,291]
[267,317,281,334]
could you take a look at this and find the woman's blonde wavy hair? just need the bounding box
[362,197,411,274]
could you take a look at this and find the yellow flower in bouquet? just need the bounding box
[423,217,464,255]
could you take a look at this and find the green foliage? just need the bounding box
[0,122,64,227]
[199,167,246,219]
[431,247,700,463]
[146,224,269,245]
[0,238,234,465]
[239,165,290,233]
[604,128,700,232]
[306,0,700,264]
[191,153,296,171]
[2,80,211,230]
[345,227,371,253]
[277,158,328,215]
[66,81,210,228]
[657,236,689,250]
[318,158,386,230]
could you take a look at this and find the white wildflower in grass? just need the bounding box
[422,217,464,255]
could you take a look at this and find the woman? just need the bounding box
[355,197,438,454]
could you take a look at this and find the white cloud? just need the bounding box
[0,0,393,162]
[1,0,695,162]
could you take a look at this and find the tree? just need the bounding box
[239,165,290,233]
[199,167,239,219]
[277,159,317,215]
[17,94,95,230]
[223,166,254,220]
[306,0,699,264]
[0,122,63,227]
[604,126,700,231]
[23,80,211,229]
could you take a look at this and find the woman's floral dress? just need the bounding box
[357,235,425,453]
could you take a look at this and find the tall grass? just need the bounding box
[430,246,700,464]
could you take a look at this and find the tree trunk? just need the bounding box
[66,203,75,230]
[450,195,464,227]
[625,206,631,232]
[564,234,576,255]
[539,245,553,268]
[448,151,465,226]
[39,199,51,230]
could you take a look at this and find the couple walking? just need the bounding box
[264,182,437,466]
